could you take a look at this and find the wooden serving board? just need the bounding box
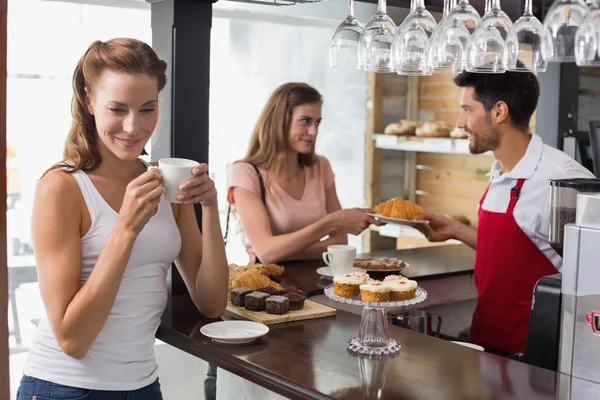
[226,299,336,325]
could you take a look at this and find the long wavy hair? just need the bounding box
[44,38,167,177]
[236,82,323,197]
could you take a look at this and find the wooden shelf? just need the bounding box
[374,134,472,154]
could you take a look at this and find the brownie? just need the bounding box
[258,286,282,296]
[280,286,304,296]
[244,292,270,312]
[283,292,306,311]
[265,295,290,315]
[230,287,254,307]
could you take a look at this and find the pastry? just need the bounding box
[230,287,254,307]
[451,126,468,138]
[265,295,290,315]
[244,291,270,312]
[360,281,391,302]
[375,197,424,220]
[384,120,419,136]
[333,272,371,297]
[385,279,418,301]
[416,121,453,138]
[231,269,283,291]
[283,292,306,311]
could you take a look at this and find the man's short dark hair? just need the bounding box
[453,65,540,130]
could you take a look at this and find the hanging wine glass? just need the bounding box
[505,0,547,71]
[542,0,590,62]
[433,0,481,73]
[574,0,600,66]
[329,0,364,69]
[466,0,513,73]
[392,0,437,75]
[359,0,397,72]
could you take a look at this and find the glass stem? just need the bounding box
[347,0,355,18]
[443,0,451,17]
[523,0,533,15]
[413,0,425,10]
[377,0,387,14]
[485,0,491,14]
[490,0,501,11]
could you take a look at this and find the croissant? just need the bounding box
[230,269,283,291]
[375,198,424,220]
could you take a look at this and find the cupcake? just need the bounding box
[333,272,370,297]
[360,281,391,302]
[383,274,409,283]
[386,279,418,301]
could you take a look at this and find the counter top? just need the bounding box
[156,247,588,399]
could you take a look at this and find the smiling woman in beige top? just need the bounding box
[227,82,383,265]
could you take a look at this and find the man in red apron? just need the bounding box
[417,68,595,354]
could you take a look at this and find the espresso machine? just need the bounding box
[523,179,600,378]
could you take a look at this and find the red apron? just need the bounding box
[470,178,557,354]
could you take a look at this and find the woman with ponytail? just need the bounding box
[16,38,229,400]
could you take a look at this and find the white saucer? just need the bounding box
[317,266,334,278]
[200,321,269,344]
[450,341,484,351]
[368,213,429,228]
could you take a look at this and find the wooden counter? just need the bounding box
[156,247,589,399]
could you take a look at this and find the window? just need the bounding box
[209,13,368,264]
[7,1,151,396]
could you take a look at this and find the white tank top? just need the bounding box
[23,167,182,391]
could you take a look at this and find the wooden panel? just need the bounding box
[417,153,494,172]
[416,193,481,212]
[396,236,456,249]
[418,110,461,125]
[226,300,336,325]
[417,180,489,200]
[0,0,8,397]
[364,72,384,253]
[417,168,489,184]
[419,98,461,110]
[420,84,462,99]
[421,74,457,84]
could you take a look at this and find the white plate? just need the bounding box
[317,266,334,278]
[353,262,410,273]
[368,213,429,227]
[200,321,269,344]
[450,341,484,351]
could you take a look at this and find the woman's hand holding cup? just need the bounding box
[118,169,164,234]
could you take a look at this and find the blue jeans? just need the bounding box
[16,375,163,400]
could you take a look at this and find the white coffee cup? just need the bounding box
[322,245,357,275]
[148,158,200,203]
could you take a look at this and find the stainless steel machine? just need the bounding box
[559,192,600,384]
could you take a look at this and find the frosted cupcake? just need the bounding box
[360,281,391,302]
[385,279,418,301]
[333,272,370,297]
[383,274,409,283]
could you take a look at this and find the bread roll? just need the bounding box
[451,127,468,138]
[416,121,453,138]
[384,120,418,136]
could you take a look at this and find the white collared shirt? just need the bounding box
[480,134,595,271]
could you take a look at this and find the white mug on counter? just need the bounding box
[148,158,200,203]
[322,245,356,275]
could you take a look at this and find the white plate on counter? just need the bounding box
[316,266,334,278]
[368,213,429,228]
[200,321,269,345]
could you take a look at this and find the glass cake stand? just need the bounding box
[324,284,427,356]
